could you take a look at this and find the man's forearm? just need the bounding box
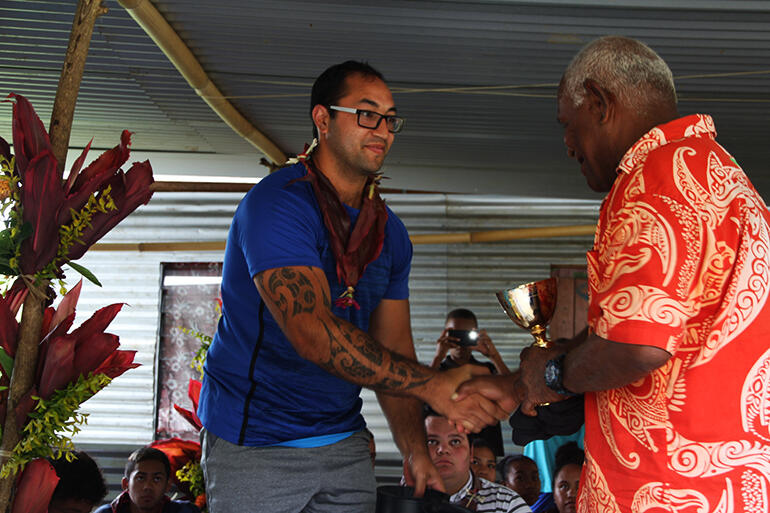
[563,333,671,393]
[376,392,428,458]
[489,353,510,375]
[255,266,436,394]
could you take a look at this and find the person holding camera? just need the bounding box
[431,309,510,376]
[431,308,509,456]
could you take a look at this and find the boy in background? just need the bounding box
[48,451,107,513]
[94,447,199,513]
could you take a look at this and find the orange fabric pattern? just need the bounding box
[580,114,770,513]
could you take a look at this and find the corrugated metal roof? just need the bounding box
[1,0,768,197]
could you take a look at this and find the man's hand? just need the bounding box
[470,329,511,375]
[517,345,567,416]
[423,365,509,432]
[453,372,523,416]
[471,329,497,358]
[430,328,460,368]
[402,450,445,497]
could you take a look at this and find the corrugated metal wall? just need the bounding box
[65,191,598,487]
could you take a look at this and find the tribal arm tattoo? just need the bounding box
[254,266,435,393]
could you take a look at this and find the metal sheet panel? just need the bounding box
[66,191,597,466]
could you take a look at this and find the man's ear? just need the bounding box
[165,477,172,493]
[121,477,129,491]
[583,79,614,124]
[311,104,330,138]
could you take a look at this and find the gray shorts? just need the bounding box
[201,429,376,513]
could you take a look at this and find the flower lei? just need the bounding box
[287,141,388,309]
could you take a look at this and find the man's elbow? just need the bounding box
[284,322,326,364]
[633,345,672,374]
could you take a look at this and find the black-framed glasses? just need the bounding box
[328,105,405,133]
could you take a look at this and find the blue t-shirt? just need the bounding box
[198,163,412,446]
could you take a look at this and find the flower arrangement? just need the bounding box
[0,93,154,512]
[151,298,217,511]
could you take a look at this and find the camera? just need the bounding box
[446,329,479,347]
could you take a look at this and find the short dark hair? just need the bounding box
[125,447,171,480]
[446,308,478,326]
[499,454,537,480]
[310,60,386,138]
[48,451,108,505]
[470,438,494,454]
[551,441,584,485]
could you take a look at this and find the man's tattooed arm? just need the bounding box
[254,266,435,393]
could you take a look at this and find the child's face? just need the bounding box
[122,459,169,511]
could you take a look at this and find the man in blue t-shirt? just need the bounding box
[198,61,507,512]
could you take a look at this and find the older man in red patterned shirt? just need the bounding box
[459,35,770,512]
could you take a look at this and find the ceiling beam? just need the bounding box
[118,0,287,164]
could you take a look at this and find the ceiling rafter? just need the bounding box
[118,0,287,164]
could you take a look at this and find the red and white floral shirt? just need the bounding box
[580,114,770,513]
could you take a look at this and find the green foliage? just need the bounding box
[36,187,116,284]
[0,347,13,380]
[0,156,30,278]
[66,260,102,288]
[179,327,212,379]
[176,460,206,502]
[0,373,112,478]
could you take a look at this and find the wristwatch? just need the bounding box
[544,353,577,396]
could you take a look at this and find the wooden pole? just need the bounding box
[48,0,108,173]
[0,1,107,509]
[0,281,49,508]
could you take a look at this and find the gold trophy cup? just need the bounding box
[496,278,557,348]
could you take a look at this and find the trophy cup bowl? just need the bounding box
[496,278,557,348]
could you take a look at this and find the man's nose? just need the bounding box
[437,443,450,454]
[372,117,390,138]
[565,142,575,159]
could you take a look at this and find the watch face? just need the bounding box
[545,359,559,387]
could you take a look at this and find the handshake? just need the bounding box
[422,342,568,433]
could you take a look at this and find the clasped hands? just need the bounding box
[434,344,568,432]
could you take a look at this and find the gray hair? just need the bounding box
[560,36,676,115]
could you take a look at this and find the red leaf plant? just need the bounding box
[0,280,139,432]
[10,458,59,513]
[1,93,154,276]
[150,437,202,499]
[173,379,202,432]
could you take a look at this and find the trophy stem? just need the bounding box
[530,325,552,349]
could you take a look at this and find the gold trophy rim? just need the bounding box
[495,277,557,348]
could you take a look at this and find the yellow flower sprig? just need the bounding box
[176,460,206,500]
[0,155,27,279]
[0,372,112,478]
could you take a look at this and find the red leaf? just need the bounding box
[93,350,139,379]
[69,303,123,343]
[188,379,201,413]
[38,336,76,399]
[11,458,59,513]
[66,160,154,261]
[7,280,28,316]
[150,438,201,468]
[70,130,131,194]
[0,292,20,358]
[173,378,203,430]
[36,311,74,386]
[65,139,93,193]
[5,93,53,180]
[173,404,202,431]
[19,150,65,274]
[0,134,10,162]
[73,332,119,376]
[47,280,82,336]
